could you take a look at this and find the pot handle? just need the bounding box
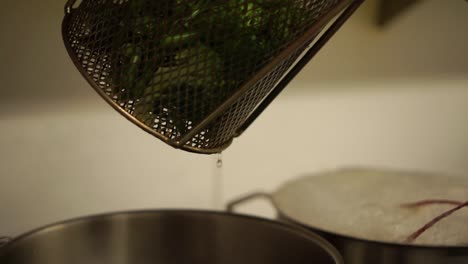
[226,192,277,214]
[226,193,344,264]
[0,237,12,248]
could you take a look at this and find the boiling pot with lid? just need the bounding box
[228,168,468,264]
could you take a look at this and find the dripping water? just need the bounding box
[216,154,223,168]
[213,152,223,210]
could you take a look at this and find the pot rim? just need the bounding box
[0,209,343,264]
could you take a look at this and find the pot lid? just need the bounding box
[271,167,468,246]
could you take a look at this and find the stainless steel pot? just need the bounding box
[227,193,468,264]
[0,210,342,264]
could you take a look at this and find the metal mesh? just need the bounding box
[63,0,345,153]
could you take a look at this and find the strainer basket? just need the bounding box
[62,0,363,154]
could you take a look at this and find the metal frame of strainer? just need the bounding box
[63,0,364,154]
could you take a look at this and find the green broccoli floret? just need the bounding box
[101,0,309,135]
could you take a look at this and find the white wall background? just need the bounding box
[0,0,467,236]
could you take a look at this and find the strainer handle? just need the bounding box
[65,0,78,14]
[235,0,365,137]
[226,192,276,214]
[0,236,12,248]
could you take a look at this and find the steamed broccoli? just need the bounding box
[89,0,309,136]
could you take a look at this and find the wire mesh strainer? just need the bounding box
[62,0,363,154]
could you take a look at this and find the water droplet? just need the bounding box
[216,153,223,168]
[213,153,224,210]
